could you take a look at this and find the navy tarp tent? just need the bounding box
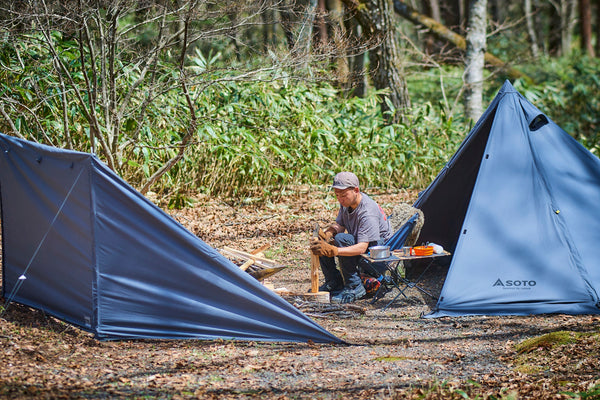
[415,80,600,317]
[0,134,341,343]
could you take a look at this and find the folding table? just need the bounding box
[362,250,451,310]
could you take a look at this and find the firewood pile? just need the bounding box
[220,243,330,303]
[220,245,287,281]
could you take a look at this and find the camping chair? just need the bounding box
[386,213,419,251]
[360,212,420,301]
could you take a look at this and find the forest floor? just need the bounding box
[1,188,599,399]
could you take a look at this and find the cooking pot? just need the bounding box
[369,245,390,259]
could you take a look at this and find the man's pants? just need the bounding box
[319,233,385,289]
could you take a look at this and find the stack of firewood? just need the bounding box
[220,245,287,281]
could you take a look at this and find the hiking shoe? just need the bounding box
[331,284,366,304]
[318,281,343,295]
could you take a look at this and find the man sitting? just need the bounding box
[310,172,392,303]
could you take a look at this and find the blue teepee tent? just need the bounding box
[415,80,600,317]
[0,134,341,343]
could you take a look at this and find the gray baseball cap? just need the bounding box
[331,172,359,189]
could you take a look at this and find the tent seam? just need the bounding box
[89,157,100,337]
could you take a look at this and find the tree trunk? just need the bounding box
[423,0,441,54]
[578,0,595,56]
[429,0,441,21]
[327,0,351,88]
[342,0,411,122]
[464,0,487,122]
[445,0,469,32]
[489,0,506,24]
[280,0,297,50]
[393,0,532,82]
[553,0,576,56]
[458,0,468,31]
[524,0,540,58]
[345,13,366,96]
[315,0,328,49]
[597,0,600,56]
[261,2,276,51]
[294,0,318,58]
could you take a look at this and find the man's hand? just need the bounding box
[310,238,338,257]
[318,228,334,243]
[318,223,343,244]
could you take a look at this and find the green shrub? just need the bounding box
[8,33,600,203]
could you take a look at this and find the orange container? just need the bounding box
[412,246,434,256]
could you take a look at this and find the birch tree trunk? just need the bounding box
[553,0,576,56]
[464,0,487,122]
[524,0,540,58]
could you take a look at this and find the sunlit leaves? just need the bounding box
[1,31,467,201]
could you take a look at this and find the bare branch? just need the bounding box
[0,102,24,139]
[140,0,198,195]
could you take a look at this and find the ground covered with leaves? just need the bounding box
[1,188,599,399]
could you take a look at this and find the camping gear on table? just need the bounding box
[412,246,434,256]
[368,245,390,259]
[0,134,341,343]
[360,212,419,280]
[414,80,600,317]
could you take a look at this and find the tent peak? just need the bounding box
[499,80,516,94]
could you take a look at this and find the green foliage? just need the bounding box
[0,23,469,202]
[406,66,466,115]
[513,54,600,154]
[169,72,465,198]
[5,29,600,203]
[562,383,600,400]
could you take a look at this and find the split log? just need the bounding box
[250,243,270,256]
[310,223,320,293]
[239,259,254,271]
[221,246,283,269]
[220,246,287,281]
[238,244,271,271]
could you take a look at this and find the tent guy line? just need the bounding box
[2,165,85,315]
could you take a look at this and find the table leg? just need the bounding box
[405,259,438,300]
[381,258,439,310]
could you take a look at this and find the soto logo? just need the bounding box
[493,279,536,288]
